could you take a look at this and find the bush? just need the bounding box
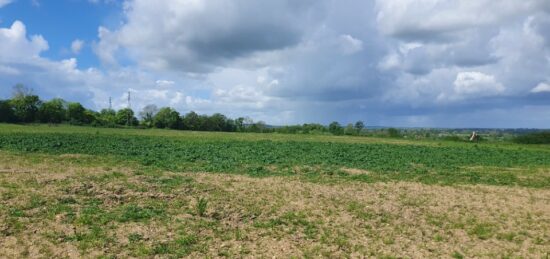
[514,132,550,144]
[387,128,401,138]
[442,135,466,142]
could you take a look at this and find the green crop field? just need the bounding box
[1,124,549,258]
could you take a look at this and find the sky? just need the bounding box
[1,0,550,128]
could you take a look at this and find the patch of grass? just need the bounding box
[128,233,143,243]
[152,233,199,256]
[346,201,375,221]
[147,175,194,192]
[468,222,496,240]
[91,171,127,183]
[2,126,550,188]
[253,211,319,239]
[452,251,465,259]
[195,197,208,217]
[118,204,165,222]
[66,225,115,251]
[76,203,112,226]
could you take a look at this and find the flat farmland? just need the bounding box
[0,124,549,258]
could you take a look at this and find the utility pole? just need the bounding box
[109,97,112,111]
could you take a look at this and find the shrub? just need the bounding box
[514,131,550,144]
[387,128,401,138]
[196,197,208,217]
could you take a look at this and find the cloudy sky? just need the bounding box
[1,0,550,128]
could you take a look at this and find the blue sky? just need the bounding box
[0,0,121,68]
[1,0,550,128]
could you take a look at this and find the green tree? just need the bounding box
[344,123,356,135]
[235,117,245,132]
[97,109,116,126]
[83,109,98,125]
[139,104,158,128]
[182,111,200,131]
[209,113,228,131]
[115,108,139,126]
[39,98,66,123]
[67,102,87,124]
[0,100,15,123]
[10,84,41,123]
[249,121,267,133]
[387,128,401,138]
[153,107,182,129]
[354,121,365,133]
[328,121,343,135]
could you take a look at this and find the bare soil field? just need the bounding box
[1,152,549,258]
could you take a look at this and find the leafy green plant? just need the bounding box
[196,197,208,217]
[514,131,550,144]
[1,129,550,188]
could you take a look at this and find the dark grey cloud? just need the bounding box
[98,0,325,73]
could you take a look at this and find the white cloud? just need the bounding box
[453,72,504,95]
[338,34,363,55]
[155,80,175,88]
[70,39,84,54]
[531,82,550,93]
[0,0,12,8]
[93,26,120,66]
[0,21,48,61]
[376,0,549,41]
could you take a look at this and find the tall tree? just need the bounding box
[153,107,182,129]
[139,104,158,128]
[67,102,87,124]
[182,111,200,131]
[344,123,355,135]
[10,84,41,123]
[98,109,116,126]
[0,100,15,123]
[235,117,245,132]
[354,121,365,133]
[209,113,228,131]
[115,108,139,126]
[328,121,343,135]
[39,98,66,123]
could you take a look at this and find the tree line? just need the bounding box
[0,85,367,135]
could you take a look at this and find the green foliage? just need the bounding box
[118,204,165,222]
[195,197,208,217]
[354,121,365,132]
[39,98,66,123]
[97,109,117,127]
[182,111,200,131]
[387,128,401,138]
[514,131,550,144]
[468,223,495,240]
[0,100,15,123]
[115,108,139,126]
[344,123,356,135]
[329,121,343,135]
[154,107,182,129]
[67,102,88,125]
[1,130,550,188]
[139,104,158,128]
[10,85,41,123]
[442,135,466,142]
